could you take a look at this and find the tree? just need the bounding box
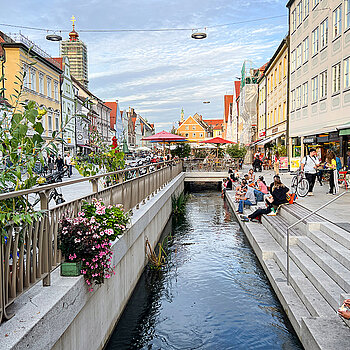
[226,144,247,158]
[171,143,191,158]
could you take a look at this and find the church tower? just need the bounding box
[60,16,89,88]
[180,108,184,123]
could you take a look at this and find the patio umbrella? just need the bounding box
[199,137,236,157]
[142,131,188,157]
[136,146,152,152]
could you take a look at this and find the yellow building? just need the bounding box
[1,33,62,143]
[265,37,288,147]
[176,113,210,142]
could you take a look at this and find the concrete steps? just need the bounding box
[226,190,350,349]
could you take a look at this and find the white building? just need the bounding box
[287,0,350,166]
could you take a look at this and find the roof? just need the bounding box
[52,57,63,69]
[104,101,118,129]
[264,37,288,74]
[213,125,222,130]
[204,119,223,126]
[286,0,295,8]
[234,81,241,100]
[224,95,233,123]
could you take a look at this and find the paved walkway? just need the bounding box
[239,165,350,226]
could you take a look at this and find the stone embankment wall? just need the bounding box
[2,173,184,350]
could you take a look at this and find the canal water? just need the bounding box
[106,191,303,350]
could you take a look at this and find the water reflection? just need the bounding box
[106,191,303,350]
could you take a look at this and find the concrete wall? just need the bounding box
[1,173,184,350]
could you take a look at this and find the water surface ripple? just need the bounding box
[106,192,303,350]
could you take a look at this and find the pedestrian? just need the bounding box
[252,156,262,172]
[346,151,350,171]
[324,150,339,195]
[47,154,55,173]
[300,148,320,196]
[237,184,256,214]
[55,155,64,172]
[273,151,280,175]
[241,175,289,222]
[64,152,73,178]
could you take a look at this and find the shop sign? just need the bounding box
[290,157,301,171]
[317,135,329,143]
[259,131,266,137]
[329,131,339,142]
[272,127,278,134]
[303,136,316,144]
[279,156,288,170]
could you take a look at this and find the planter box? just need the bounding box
[60,261,82,277]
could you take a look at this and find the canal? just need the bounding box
[106,191,303,349]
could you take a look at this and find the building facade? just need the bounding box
[54,57,76,154]
[264,38,288,155]
[1,32,62,148]
[176,113,210,142]
[60,18,88,88]
[287,0,350,167]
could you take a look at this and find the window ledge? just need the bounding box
[331,92,341,97]
[319,96,327,102]
[332,35,341,43]
[311,101,318,105]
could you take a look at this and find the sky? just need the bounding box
[1,0,288,131]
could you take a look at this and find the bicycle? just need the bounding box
[290,170,309,197]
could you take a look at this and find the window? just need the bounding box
[312,0,319,8]
[47,78,52,98]
[55,114,59,131]
[304,0,309,17]
[23,65,29,88]
[279,62,282,82]
[297,1,303,26]
[192,125,196,130]
[30,69,36,91]
[274,68,277,86]
[312,27,319,56]
[320,19,328,49]
[344,57,350,89]
[185,133,189,137]
[346,0,350,30]
[312,76,319,102]
[273,108,276,124]
[332,62,341,94]
[39,73,44,94]
[291,89,296,110]
[297,44,302,68]
[302,82,309,105]
[292,10,296,32]
[192,133,196,137]
[185,125,189,130]
[303,37,309,62]
[320,71,327,98]
[48,113,52,132]
[291,50,296,71]
[54,82,59,100]
[278,105,281,122]
[296,86,302,108]
[283,55,287,77]
[333,6,342,38]
[283,101,286,120]
[200,133,203,137]
[271,73,274,90]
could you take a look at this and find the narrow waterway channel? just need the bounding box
[106,191,303,350]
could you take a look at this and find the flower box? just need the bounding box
[60,261,82,277]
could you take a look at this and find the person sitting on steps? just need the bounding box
[241,175,289,222]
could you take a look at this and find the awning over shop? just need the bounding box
[266,133,285,144]
[340,128,350,136]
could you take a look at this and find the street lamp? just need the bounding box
[203,101,210,104]
[46,34,62,42]
[191,32,207,40]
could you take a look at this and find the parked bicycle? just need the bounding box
[290,170,309,197]
[30,166,67,208]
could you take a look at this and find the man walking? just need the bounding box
[301,148,320,196]
[64,152,73,178]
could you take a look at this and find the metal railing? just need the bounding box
[0,160,182,324]
[286,190,349,285]
[183,158,237,172]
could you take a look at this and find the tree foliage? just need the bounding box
[170,142,191,158]
[226,144,247,158]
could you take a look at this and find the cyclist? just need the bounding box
[300,148,320,196]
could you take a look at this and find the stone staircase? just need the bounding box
[228,195,350,349]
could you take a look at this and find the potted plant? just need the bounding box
[58,199,129,291]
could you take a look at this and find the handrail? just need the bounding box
[0,160,178,200]
[286,190,348,285]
